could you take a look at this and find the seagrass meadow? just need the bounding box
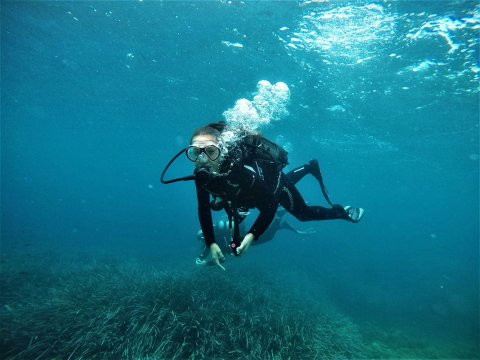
[0,253,473,360]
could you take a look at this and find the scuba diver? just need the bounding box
[161,122,364,269]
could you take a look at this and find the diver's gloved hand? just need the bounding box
[210,243,226,271]
[195,258,207,266]
[236,233,255,256]
[295,228,317,236]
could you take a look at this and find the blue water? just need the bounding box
[2,1,479,359]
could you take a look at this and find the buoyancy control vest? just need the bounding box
[239,134,288,171]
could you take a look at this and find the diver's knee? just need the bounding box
[293,212,308,222]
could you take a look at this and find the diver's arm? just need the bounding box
[248,202,278,240]
[195,181,215,247]
[236,204,277,256]
[247,168,279,240]
[195,181,225,269]
[236,186,278,256]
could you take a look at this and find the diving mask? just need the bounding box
[186,144,221,162]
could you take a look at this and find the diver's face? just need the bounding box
[189,134,221,170]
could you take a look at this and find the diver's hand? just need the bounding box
[209,243,226,271]
[296,228,317,236]
[236,233,255,256]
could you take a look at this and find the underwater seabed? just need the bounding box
[0,253,476,360]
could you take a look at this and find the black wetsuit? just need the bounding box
[195,158,349,247]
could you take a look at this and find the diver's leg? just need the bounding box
[279,219,317,236]
[278,219,298,232]
[285,159,324,184]
[278,175,351,222]
[285,160,334,205]
[285,163,312,184]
